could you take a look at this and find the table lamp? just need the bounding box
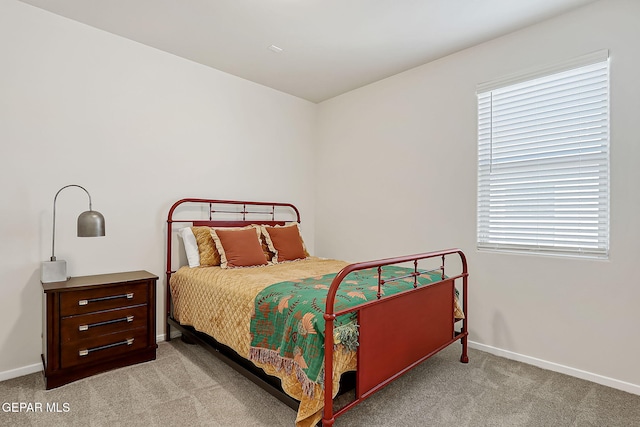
[41,185,106,283]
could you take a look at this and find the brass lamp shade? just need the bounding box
[77,210,106,237]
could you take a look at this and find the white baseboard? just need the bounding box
[156,330,181,343]
[0,363,42,383]
[469,340,640,396]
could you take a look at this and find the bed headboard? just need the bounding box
[165,198,302,318]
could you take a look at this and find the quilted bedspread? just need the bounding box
[170,257,354,427]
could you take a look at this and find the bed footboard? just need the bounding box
[322,249,468,426]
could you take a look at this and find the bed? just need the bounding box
[165,198,468,426]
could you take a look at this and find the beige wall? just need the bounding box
[316,0,640,392]
[0,1,317,377]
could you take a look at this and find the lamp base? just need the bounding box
[41,260,68,283]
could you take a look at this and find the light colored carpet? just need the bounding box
[1,340,639,426]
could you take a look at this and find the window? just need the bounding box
[477,50,610,258]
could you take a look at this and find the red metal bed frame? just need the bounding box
[165,198,468,426]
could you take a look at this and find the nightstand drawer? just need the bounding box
[60,327,149,369]
[60,282,148,316]
[61,305,148,343]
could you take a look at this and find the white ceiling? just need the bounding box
[19,0,597,103]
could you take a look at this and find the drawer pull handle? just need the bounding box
[78,338,134,357]
[78,293,134,306]
[78,316,134,331]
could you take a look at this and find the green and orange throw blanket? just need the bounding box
[249,266,446,397]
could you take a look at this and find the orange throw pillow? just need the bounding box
[210,227,268,268]
[262,223,308,263]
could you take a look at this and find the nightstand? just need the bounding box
[42,270,158,389]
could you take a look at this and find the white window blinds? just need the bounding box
[477,51,610,258]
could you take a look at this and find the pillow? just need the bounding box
[191,226,221,266]
[261,223,309,263]
[178,227,200,268]
[210,227,269,268]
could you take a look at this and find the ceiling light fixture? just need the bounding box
[268,44,283,53]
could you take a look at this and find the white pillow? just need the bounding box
[178,227,200,268]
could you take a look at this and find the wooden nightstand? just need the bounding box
[42,270,158,389]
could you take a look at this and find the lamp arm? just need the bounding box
[51,184,93,261]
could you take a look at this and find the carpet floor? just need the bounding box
[1,340,639,426]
